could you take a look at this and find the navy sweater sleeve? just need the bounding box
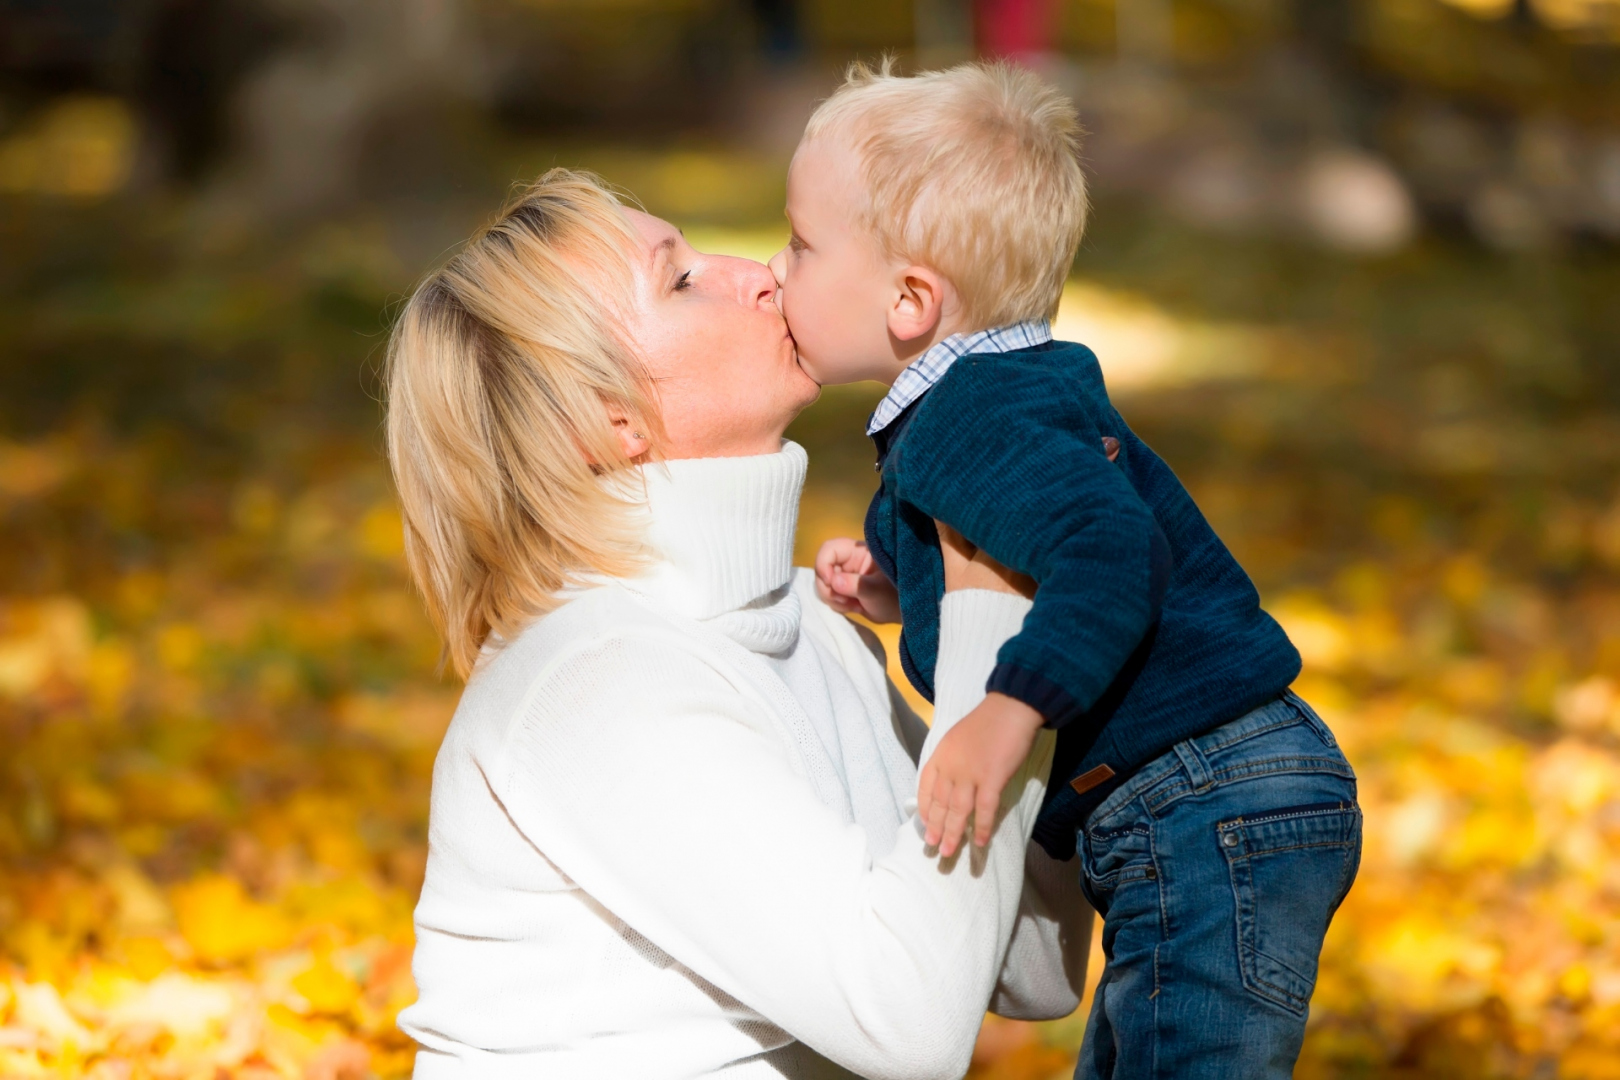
[895,356,1171,727]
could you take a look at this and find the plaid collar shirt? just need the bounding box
[866,319,1053,436]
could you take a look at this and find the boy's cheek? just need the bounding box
[791,349,829,386]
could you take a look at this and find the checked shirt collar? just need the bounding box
[865,319,1052,436]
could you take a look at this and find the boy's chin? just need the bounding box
[792,352,829,387]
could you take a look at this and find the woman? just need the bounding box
[386,170,1088,1080]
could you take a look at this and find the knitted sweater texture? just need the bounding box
[864,342,1303,858]
[398,442,1089,1080]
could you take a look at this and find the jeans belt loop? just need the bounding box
[1172,738,1214,792]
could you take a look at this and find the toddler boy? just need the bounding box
[769,61,1362,1080]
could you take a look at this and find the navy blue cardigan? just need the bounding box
[864,340,1301,858]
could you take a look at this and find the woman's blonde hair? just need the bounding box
[385,168,656,678]
[803,59,1087,330]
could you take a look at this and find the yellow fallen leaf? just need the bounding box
[293,957,361,1016]
[171,876,293,964]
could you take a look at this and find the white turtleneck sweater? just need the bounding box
[398,442,1090,1080]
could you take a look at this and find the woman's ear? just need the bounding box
[887,266,947,343]
[604,402,652,462]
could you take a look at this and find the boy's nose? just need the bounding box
[767,247,787,287]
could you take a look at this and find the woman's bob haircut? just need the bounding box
[385,169,656,678]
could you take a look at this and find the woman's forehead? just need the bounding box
[623,209,682,254]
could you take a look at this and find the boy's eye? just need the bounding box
[788,235,806,254]
[674,270,693,291]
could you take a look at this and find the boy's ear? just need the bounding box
[887,265,948,344]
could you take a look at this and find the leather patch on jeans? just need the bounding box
[1070,763,1117,796]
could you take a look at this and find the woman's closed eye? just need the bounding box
[674,269,694,292]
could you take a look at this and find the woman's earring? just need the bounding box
[632,431,644,440]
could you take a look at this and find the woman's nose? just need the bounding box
[738,258,779,310]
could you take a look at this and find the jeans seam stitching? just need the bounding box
[1152,819,1165,1077]
[1229,837,1359,859]
[1092,769,1182,828]
[1197,712,1303,755]
[1143,760,1355,815]
[1210,755,1353,778]
[1246,958,1309,1009]
[1224,803,1357,829]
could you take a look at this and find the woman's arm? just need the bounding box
[485,595,1046,1080]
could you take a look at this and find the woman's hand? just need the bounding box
[937,522,1036,599]
[922,521,1042,858]
[814,538,901,624]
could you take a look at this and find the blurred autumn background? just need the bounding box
[3,0,1620,1077]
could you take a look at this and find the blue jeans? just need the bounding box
[1074,692,1362,1080]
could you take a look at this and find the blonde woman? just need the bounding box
[387,170,1089,1080]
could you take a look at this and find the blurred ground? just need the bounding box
[4,1,1620,1078]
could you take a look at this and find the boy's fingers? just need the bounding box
[972,783,1000,847]
[917,765,939,843]
[923,785,952,848]
[815,578,856,612]
[815,538,854,579]
[939,783,976,859]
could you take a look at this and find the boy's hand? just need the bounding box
[814,538,901,624]
[918,692,1046,857]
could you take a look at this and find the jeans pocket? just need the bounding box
[1219,799,1363,1016]
[1081,820,1158,904]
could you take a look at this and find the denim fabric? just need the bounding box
[1075,692,1362,1080]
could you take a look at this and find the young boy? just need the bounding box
[768,61,1362,1079]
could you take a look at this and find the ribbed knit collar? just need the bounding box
[624,440,807,654]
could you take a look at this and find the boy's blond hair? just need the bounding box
[385,169,657,678]
[804,59,1086,330]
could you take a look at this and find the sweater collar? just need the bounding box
[866,318,1052,436]
[623,440,807,653]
